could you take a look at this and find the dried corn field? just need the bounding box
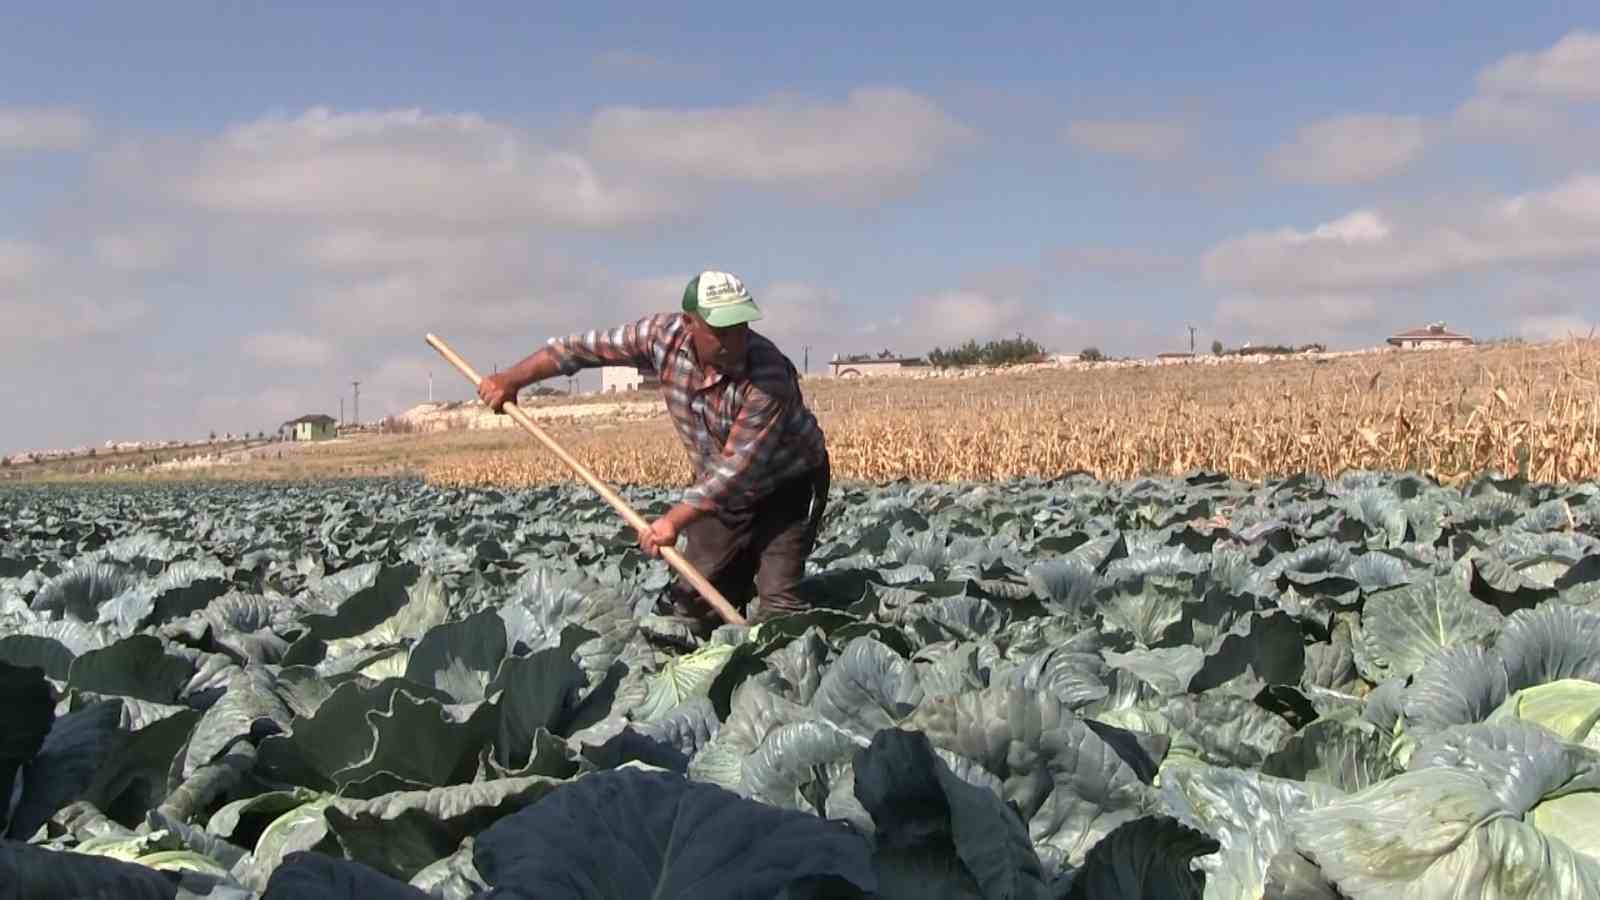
[423,339,1600,489]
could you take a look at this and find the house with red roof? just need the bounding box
[1386,321,1474,349]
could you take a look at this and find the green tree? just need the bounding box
[1079,346,1105,362]
[1211,339,1224,355]
[928,333,1045,368]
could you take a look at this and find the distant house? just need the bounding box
[283,414,337,441]
[1387,321,1475,349]
[600,365,661,393]
[829,351,927,378]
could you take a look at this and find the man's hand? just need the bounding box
[477,373,520,413]
[636,502,706,557]
[636,516,679,558]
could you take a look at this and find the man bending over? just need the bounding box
[476,270,831,635]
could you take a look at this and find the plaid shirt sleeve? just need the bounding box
[681,386,789,512]
[543,314,664,376]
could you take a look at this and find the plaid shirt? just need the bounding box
[544,313,828,513]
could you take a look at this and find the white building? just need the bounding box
[828,351,928,378]
[600,365,660,393]
[1387,322,1474,349]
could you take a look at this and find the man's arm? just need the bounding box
[478,348,564,412]
[500,347,566,390]
[479,315,663,412]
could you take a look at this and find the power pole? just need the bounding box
[351,380,360,427]
[1188,325,1196,355]
[803,345,810,374]
[428,370,433,403]
[340,397,344,425]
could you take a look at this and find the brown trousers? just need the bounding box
[663,457,831,630]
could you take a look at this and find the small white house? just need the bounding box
[282,414,337,441]
[828,351,928,378]
[600,365,660,393]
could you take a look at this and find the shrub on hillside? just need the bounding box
[928,334,1047,368]
[1230,343,1326,357]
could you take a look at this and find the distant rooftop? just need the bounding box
[1388,321,1474,343]
[834,347,927,363]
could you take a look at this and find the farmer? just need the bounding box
[476,270,831,634]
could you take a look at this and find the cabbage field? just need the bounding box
[4,471,1600,898]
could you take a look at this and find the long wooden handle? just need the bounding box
[425,333,746,626]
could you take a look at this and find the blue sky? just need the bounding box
[3,4,1599,453]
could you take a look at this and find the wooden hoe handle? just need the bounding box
[425,333,746,627]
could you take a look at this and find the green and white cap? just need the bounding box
[682,270,763,327]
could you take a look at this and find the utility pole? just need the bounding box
[340,398,344,425]
[351,380,360,428]
[803,345,810,374]
[428,370,433,403]
[1188,325,1196,355]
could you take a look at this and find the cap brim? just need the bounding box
[700,300,762,327]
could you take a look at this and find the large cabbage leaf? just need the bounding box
[471,767,876,898]
[1294,723,1600,897]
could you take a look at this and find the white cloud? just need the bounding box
[1452,31,1600,156]
[750,280,847,348]
[241,331,336,368]
[0,107,91,152]
[1202,174,1600,295]
[70,98,974,349]
[1213,294,1383,346]
[1,295,147,347]
[1063,119,1187,161]
[364,355,444,414]
[586,87,975,195]
[921,290,1027,341]
[198,387,322,429]
[1518,314,1598,341]
[0,241,148,347]
[96,96,972,241]
[1203,173,1600,345]
[299,229,505,271]
[370,355,434,389]
[303,245,669,342]
[123,107,677,230]
[1266,114,1429,185]
[70,105,775,351]
[1453,93,1570,138]
[1477,30,1600,101]
[855,284,1117,359]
